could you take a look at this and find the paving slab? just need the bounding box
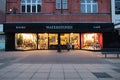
[0,50,120,80]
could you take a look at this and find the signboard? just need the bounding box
[46,26,73,29]
[4,23,114,33]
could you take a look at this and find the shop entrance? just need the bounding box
[60,33,80,49]
[48,33,80,49]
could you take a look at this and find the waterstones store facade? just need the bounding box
[4,23,114,51]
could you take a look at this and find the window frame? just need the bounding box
[81,0,98,13]
[21,0,42,13]
[56,0,68,9]
[115,0,120,14]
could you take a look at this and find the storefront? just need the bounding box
[4,23,114,51]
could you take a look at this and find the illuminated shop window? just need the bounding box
[70,33,80,49]
[15,33,37,50]
[81,33,103,50]
[60,33,69,45]
[38,33,48,49]
[49,34,58,49]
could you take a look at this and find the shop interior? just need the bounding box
[15,33,103,50]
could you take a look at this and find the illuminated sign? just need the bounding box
[93,25,101,29]
[46,26,73,29]
[16,26,26,29]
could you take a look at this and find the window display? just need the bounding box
[70,33,80,49]
[15,33,102,50]
[81,33,103,50]
[60,34,69,45]
[49,34,58,47]
[38,33,48,49]
[15,33,37,50]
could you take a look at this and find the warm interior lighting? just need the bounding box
[49,34,58,45]
[22,34,32,40]
[15,33,37,50]
[84,33,95,42]
[81,33,103,50]
[38,33,48,49]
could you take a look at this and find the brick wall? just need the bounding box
[6,14,111,22]
[6,0,112,23]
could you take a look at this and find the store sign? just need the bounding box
[0,24,3,32]
[16,26,26,29]
[46,26,73,29]
[93,25,101,29]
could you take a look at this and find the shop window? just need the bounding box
[60,33,69,45]
[81,33,103,50]
[38,33,48,49]
[49,34,58,49]
[15,33,37,50]
[70,33,80,49]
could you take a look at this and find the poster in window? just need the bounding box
[0,35,5,50]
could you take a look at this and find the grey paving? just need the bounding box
[15,50,109,64]
[0,50,120,80]
[0,63,119,80]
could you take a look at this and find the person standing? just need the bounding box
[66,42,70,51]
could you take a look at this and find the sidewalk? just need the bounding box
[0,50,120,80]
